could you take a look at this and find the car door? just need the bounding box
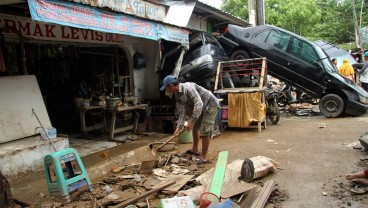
[250,29,292,81]
[286,37,325,96]
[204,33,228,62]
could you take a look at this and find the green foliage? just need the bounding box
[220,0,368,46]
[221,0,249,20]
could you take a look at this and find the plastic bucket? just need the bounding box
[179,130,193,143]
[199,192,220,208]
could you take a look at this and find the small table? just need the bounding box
[77,105,106,137]
[105,104,148,140]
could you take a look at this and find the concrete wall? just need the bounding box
[120,36,160,101]
[0,136,69,177]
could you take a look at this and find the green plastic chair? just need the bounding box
[43,148,92,203]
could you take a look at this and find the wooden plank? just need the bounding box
[152,174,194,193]
[250,180,275,208]
[215,87,266,94]
[239,186,260,208]
[110,181,175,208]
[258,58,266,91]
[209,151,228,197]
[214,61,223,91]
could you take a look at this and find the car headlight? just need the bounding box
[359,95,368,104]
[190,54,213,66]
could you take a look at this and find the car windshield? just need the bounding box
[314,45,336,73]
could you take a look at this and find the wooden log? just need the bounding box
[109,181,175,208]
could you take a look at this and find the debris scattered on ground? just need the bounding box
[34,152,284,208]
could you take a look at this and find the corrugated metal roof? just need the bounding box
[194,0,249,32]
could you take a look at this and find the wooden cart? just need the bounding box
[214,58,267,132]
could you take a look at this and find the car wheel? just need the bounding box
[319,94,344,118]
[231,50,249,60]
[230,50,256,87]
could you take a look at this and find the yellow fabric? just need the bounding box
[228,92,266,127]
[338,58,354,77]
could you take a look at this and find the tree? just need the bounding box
[221,0,249,21]
[220,0,368,45]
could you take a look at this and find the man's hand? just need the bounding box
[186,122,194,130]
[174,128,182,136]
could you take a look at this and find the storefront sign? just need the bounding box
[26,0,189,45]
[0,14,123,44]
[28,0,158,40]
[71,0,166,22]
[157,24,190,47]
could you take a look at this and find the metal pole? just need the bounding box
[352,0,364,62]
[256,0,265,25]
[32,108,57,152]
[248,0,256,26]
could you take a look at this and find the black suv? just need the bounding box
[219,24,368,117]
[160,31,234,90]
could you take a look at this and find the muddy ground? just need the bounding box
[8,110,368,207]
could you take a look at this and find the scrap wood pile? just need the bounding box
[40,153,285,208]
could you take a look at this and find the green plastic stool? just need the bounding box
[44,148,93,203]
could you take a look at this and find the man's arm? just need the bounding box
[358,62,368,74]
[176,101,186,129]
[187,86,203,124]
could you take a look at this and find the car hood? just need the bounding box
[329,71,368,97]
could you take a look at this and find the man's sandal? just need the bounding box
[195,158,211,164]
[350,185,368,194]
[185,149,200,156]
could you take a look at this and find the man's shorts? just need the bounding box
[194,106,219,137]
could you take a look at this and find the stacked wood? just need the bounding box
[239,180,276,208]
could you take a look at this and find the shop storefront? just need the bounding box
[0,0,191,133]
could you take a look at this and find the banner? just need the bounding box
[157,24,190,47]
[0,14,123,44]
[71,0,166,22]
[28,0,157,40]
[28,0,189,45]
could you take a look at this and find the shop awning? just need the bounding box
[28,0,189,46]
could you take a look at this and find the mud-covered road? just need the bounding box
[9,112,368,207]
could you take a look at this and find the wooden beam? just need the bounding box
[239,187,259,208]
[209,151,228,197]
[250,180,275,208]
[109,181,175,208]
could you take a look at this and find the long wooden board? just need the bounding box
[209,151,228,197]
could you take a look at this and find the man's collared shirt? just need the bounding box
[175,82,219,129]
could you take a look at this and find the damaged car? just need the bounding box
[218,24,368,117]
[160,31,235,90]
